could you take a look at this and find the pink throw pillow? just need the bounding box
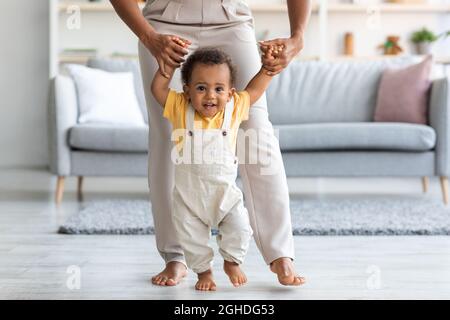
[374,55,432,125]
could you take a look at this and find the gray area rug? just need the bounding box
[58,197,450,235]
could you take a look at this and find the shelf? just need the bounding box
[300,55,450,64]
[59,54,139,63]
[246,3,320,13]
[58,1,145,11]
[328,3,450,13]
[56,1,320,13]
[57,1,450,14]
[59,55,93,63]
[58,53,450,65]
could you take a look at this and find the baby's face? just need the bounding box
[183,63,235,118]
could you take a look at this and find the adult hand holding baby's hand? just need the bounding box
[258,34,304,76]
[143,33,191,78]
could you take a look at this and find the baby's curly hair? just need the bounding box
[181,48,236,86]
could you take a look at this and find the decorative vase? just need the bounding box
[416,42,433,55]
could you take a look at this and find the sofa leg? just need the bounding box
[422,176,429,193]
[77,176,84,202]
[55,176,65,205]
[440,176,449,205]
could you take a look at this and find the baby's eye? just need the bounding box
[196,86,206,91]
[216,87,224,93]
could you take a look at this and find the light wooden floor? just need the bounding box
[1,168,450,299]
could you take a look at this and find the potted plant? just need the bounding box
[411,27,450,55]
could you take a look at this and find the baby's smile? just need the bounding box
[198,101,222,118]
[203,102,217,108]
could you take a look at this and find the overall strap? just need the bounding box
[221,96,234,131]
[186,103,195,133]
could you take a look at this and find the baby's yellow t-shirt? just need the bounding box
[163,89,251,152]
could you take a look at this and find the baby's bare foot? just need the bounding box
[223,260,247,287]
[151,261,187,286]
[196,269,217,291]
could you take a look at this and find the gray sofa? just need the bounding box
[48,57,450,204]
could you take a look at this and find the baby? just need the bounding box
[151,39,282,291]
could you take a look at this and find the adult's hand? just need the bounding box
[143,32,192,78]
[258,34,304,76]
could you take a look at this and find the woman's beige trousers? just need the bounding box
[138,0,294,266]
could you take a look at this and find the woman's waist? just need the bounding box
[143,0,252,26]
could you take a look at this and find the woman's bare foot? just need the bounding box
[151,261,187,286]
[195,269,217,291]
[270,257,306,286]
[223,260,247,287]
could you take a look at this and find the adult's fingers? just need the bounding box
[262,54,288,71]
[170,37,190,55]
[167,48,185,64]
[161,46,184,65]
[259,39,286,52]
[162,53,181,68]
[171,43,189,56]
[259,44,269,52]
[262,56,279,67]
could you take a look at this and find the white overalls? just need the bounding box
[171,99,253,274]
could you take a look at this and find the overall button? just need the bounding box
[222,131,227,136]
[188,131,193,136]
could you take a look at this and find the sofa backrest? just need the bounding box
[266,57,417,125]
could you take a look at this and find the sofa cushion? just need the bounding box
[374,55,432,124]
[274,122,436,152]
[69,123,148,152]
[87,58,148,124]
[266,57,417,125]
[65,64,146,127]
[68,122,435,153]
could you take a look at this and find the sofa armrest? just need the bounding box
[429,77,450,176]
[48,75,78,176]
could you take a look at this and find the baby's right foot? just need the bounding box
[196,269,217,291]
[223,260,247,287]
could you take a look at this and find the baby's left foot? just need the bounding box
[223,260,247,287]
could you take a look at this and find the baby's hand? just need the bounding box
[172,36,189,49]
[261,44,285,71]
[263,45,284,59]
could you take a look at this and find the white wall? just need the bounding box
[0,0,49,168]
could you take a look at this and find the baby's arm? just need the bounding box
[245,45,284,106]
[244,68,273,106]
[151,64,175,108]
[151,37,188,107]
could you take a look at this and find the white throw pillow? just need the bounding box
[66,64,146,126]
